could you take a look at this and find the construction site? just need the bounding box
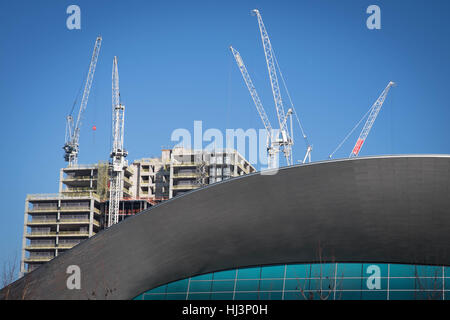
[21,9,395,278]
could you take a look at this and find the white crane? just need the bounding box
[63,36,102,166]
[329,81,395,159]
[349,81,395,157]
[107,56,127,227]
[252,9,312,165]
[229,46,278,169]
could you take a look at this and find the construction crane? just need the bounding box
[229,46,278,169]
[349,81,395,157]
[329,81,395,159]
[252,9,293,165]
[252,9,312,165]
[107,56,128,227]
[63,36,102,166]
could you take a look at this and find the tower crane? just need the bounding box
[252,9,312,165]
[229,46,278,169]
[63,36,102,166]
[252,9,292,165]
[328,81,395,159]
[107,56,128,227]
[349,81,395,158]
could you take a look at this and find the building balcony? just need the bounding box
[60,207,101,214]
[27,193,60,201]
[24,256,54,263]
[58,231,90,237]
[63,164,97,171]
[123,188,133,198]
[61,187,93,193]
[172,184,199,190]
[125,165,134,174]
[26,232,57,238]
[28,206,101,214]
[59,219,100,227]
[60,190,100,199]
[140,175,156,183]
[28,207,58,213]
[63,177,96,187]
[57,243,82,249]
[25,244,56,250]
[28,193,100,201]
[172,162,198,167]
[123,176,132,187]
[64,175,93,180]
[27,219,57,226]
[173,173,200,179]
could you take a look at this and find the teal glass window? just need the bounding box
[261,265,285,279]
[237,267,261,279]
[189,280,213,293]
[143,293,166,300]
[310,263,336,278]
[284,278,309,291]
[340,278,363,290]
[235,280,259,292]
[286,264,310,279]
[134,262,450,301]
[389,264,415,277]
[213,269,236,280]
[212,280,235,292]
[146,284,166,294]
[167,279,188,293]
[165,293,185,300]
[188,293,211,300]
[259,279,284,291]
[337,263,362,278]
[259,292,283,300]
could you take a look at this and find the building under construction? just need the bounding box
[20,148,256,276]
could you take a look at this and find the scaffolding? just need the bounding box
[96,161,109,201]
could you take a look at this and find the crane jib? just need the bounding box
[352,138,365,156]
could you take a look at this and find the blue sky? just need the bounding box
[0,0,449,275]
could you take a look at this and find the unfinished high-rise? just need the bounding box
[20,162,140,275]
[130,148,256,199]
[20,148,256,276]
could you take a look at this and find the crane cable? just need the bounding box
[272,49,310,148]
[389,88,395,154]
[328,103,375,159]
[68,78,84,117]
[68,58,92,118]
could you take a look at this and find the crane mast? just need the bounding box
[349,81,395,158]
[252,9,293,165]
[63,36,102,166]
[108,56,127,227]
[229,46,278,169]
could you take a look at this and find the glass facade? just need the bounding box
[134,263,450,300]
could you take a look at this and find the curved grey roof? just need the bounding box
[2,155,450,300]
